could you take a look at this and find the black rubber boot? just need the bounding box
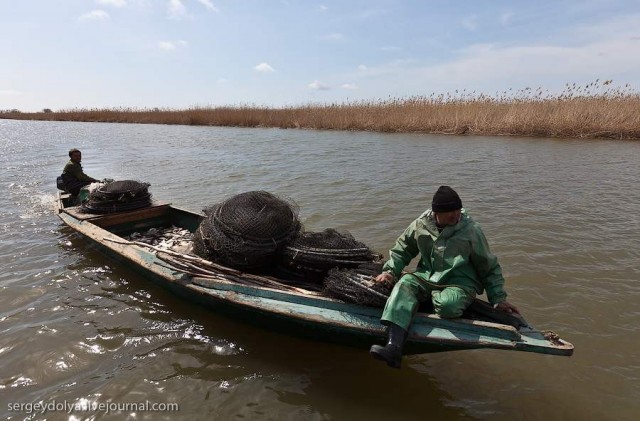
[369,323,408,369]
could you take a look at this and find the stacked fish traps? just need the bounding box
[279,228,380,283]
[82,180,152,214]
[186,190,389,307]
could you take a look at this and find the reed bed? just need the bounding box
[3,81,639,139]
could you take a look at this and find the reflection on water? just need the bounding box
[0,119,639,420]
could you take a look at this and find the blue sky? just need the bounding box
[1,0,639,111]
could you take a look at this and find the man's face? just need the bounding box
[70,151,82,163]
[434,209,461,227]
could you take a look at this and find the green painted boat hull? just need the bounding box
[56,193,574,357]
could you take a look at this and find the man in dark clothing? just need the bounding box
[62,148,98,195]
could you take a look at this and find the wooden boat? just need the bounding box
[55,192,574,357]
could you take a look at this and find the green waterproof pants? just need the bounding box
[381,273,475,330]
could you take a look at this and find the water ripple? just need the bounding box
[0,121,639,420]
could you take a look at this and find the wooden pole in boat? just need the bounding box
[104,237,316,295]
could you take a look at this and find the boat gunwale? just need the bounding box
[55,192,574,356]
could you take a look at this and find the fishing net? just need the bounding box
[323,263,392,307]
[81,180,152,213]
[324,265,531,324]
[280,228,381,282]
[192,191,301,271]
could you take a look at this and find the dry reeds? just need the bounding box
[2,80,639,139]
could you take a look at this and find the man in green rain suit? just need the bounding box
[370,186,519,368]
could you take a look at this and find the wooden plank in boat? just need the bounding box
[63,202,170,223]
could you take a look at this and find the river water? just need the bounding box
[1,119,639,420]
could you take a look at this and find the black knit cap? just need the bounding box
[432,186,462,212]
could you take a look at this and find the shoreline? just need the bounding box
[3,90,639,140]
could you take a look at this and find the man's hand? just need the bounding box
[374,272,395,286]
[494,301,520,315]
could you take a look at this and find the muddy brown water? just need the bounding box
[1,120,639,420]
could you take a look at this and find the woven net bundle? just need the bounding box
[280,229,381,282]
[192,191,301,271]
[81,180,152,214]
[323,263,392,307]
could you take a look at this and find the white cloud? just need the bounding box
[428,14,640,91]
[341,83,357,90]
[196,0,219,12]
[357,9,386,20]
[444,40,640,87]
[501,11,514,26]
[217,78,229,84]
[379,46,401,52]
[461,15,478,31]
[308,80,330,90]
[347,12,640,100]
[96,0,127,7]
[358,19,640,97]
[158,42,176,51]
[254,62,275,73]
[0,89,21,96]
[563,12,639,45]
[357,64,367,71]
[321,33,344,41]
[167,0,187,19]
[158,40,188,51]
[319,5,328,12]
[78,9,110,21]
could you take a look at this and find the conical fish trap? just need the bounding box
[193,191,301,271]
[280,228,381,282]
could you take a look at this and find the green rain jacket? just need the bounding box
[382,209,508,305]
[63,160,94,182]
